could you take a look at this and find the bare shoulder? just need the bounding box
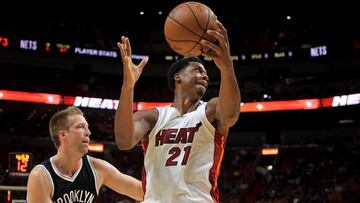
[89,156,111,170]
[89,156,112,184]
[27,165,51,188]
[207,97,219,108]
[88,156,130,188]
[206,97,231,134]
[28,165,49,181]
[205,97,218,123]
[27,165,52,202]
[134,108,159,128]
[89,156,119,175]
[134,108,158,120]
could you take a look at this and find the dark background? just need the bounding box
[0,1,360,202]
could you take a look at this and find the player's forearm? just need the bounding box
[115,86,136,150]
[120,178,144,201]
[132,181,145,201]
[218,67,241,125]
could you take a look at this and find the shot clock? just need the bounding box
[8,152,32,177]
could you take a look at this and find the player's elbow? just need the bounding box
[134,193,144,202]
[117,145,133,150]
[114,134,134,150]
[115,139,134,150]
[136,196,144,201]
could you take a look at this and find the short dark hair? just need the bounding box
[167,56,203,91]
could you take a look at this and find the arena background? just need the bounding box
[0,1,360,202]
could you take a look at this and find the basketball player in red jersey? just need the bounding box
[115,20,240,203]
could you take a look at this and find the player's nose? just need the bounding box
[202,73,209,81]
[85,127,91,137]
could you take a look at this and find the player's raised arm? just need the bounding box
[202,21,241,132]
[114,36,151,150]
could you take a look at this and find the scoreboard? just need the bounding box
[0,34,119,59]
[8,152,32,177]
[0,34,331,62]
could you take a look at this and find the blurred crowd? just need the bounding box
[1,139,359,203]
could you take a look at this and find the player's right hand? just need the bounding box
[117,36,149,88]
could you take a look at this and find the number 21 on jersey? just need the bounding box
[165,146,192,166]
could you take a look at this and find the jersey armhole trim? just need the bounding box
[38,165,54,198]
[202,102,216,132]
[148,107,161,138]
[87,155,99,195]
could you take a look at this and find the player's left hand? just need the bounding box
[200,20,233,70]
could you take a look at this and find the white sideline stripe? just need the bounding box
[0,185,27,191]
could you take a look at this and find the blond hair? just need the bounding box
[49,106,83,148]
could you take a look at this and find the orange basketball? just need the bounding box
[164,1,217,56]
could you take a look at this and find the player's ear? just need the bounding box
[59,129,67,139]
[174,73,181,83]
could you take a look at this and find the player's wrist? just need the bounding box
[121,84,135,91]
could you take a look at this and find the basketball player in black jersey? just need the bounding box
[27,106,143,203]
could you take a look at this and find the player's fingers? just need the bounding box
[216,20,228,42]
[207,29,224,42]
[201,39,221,55]
[125,37,132,56]
[201,52,211,58]
[118,36,127,55]
[206,30,227,52]
[117,42,126,60]
[121,36,129,56]
[121,56,131,74]
[121,36,127,52]
[138,56,149,72]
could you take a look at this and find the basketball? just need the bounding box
[164,1,217,56]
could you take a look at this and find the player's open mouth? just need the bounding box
[198,80,208,88]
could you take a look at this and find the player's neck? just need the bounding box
[172,99,200,115]
[53,150,83,176]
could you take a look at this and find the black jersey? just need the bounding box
[40,155,98,203]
